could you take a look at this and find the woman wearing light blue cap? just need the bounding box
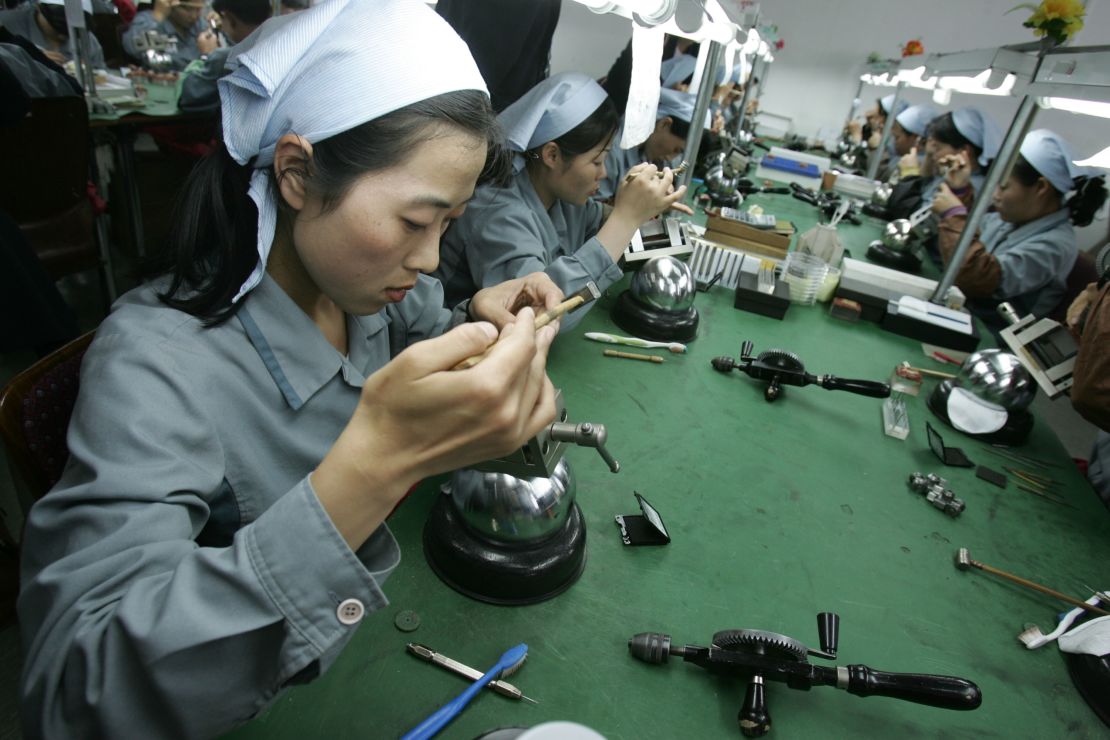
[845,93,909,174]
[884,103,938,182]
[0,0,105,69]
[18,2,565,737]
[435,72,688,327]
[932,129,1107,322]
[921,107,1003,204]
[597,87,708,201]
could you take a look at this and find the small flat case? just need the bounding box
[615,492,671,546]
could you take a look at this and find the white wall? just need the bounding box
[550,0,1110,250]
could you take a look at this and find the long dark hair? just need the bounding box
[159,89,509,325]
[1012,155,1109,227]
[526,96,619,164]
[926,112,983,166]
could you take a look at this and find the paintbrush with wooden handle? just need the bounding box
[452,281,601,371]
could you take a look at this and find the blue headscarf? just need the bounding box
[952,107,1002,166]
[895,104,938,137]
[1021,129,1094,194]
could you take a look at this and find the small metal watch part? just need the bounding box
[394,610,421,632]
[908,472,965,517]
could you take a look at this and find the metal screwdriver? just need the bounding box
[406,643,539,704]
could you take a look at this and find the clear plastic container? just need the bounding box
[781,252,829,306]
[816,266,841,303]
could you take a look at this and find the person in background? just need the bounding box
[931,129,1107,325]
[601,33,691,113]
[277,0,305,13]
[596,88,707,201]
[845,93,908,175]
[0,0,105,69]
[434,72,688,327]
[1066,243,1110,505]
[123,0,214,69]
[178,0,289,112]
[883,103,938,183]
[90,0,135,23]
[0,24,80,99]
[436,0,560,112]
[921,107,1001,203]
[719,73,763,131]
[18,1,564,736]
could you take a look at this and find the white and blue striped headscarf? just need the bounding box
[497,72,609,173]
[218,0,487,303]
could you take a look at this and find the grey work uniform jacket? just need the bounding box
[434,167,622,331]
[19,273,460,738]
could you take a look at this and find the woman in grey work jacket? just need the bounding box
[932,128,1108,325]
[434,72,691,330]
[17,2,565,738]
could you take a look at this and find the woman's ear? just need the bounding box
[273,133,314,211]
[655,116,674,134]
[961,145,978,169]
[1034,177,1056,202]
[540,141,561,170]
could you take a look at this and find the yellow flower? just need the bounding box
[1040,0,1085,21]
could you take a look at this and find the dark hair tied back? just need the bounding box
[527,96,619,164]
[1065,175,1108,228]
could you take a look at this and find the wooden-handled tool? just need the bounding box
[899,361,956,380]
[954,548,1109,616]
[624,160,688,184]
[603,349,664,364]
[452,282,601,371]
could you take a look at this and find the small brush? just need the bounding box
[402,643,529,740]
[584,332,686,354]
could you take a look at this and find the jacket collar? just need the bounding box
[237,275,389,410]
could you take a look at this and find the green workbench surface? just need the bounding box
[89,81,194,123]
[225,268,1110,738]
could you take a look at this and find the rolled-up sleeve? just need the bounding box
[18,332,390,739]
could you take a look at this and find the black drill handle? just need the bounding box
[819,376,891,398]
[845,665,982,710]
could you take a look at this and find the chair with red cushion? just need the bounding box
[0,331,94,624]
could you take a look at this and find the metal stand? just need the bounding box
[732,55,762,142]
[929,94,1039,302]
[865,81,905,181]
[679,40,723,192]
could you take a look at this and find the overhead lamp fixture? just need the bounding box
[574,0,677,26]
[1074,145,1110,169]
[937,69,1017,96]
[1025,45,1110,111]
[1039,96,1110,119]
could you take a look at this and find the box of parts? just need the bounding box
[705,214,794,250]
[704,216,795,259]
[700,230,789,260]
